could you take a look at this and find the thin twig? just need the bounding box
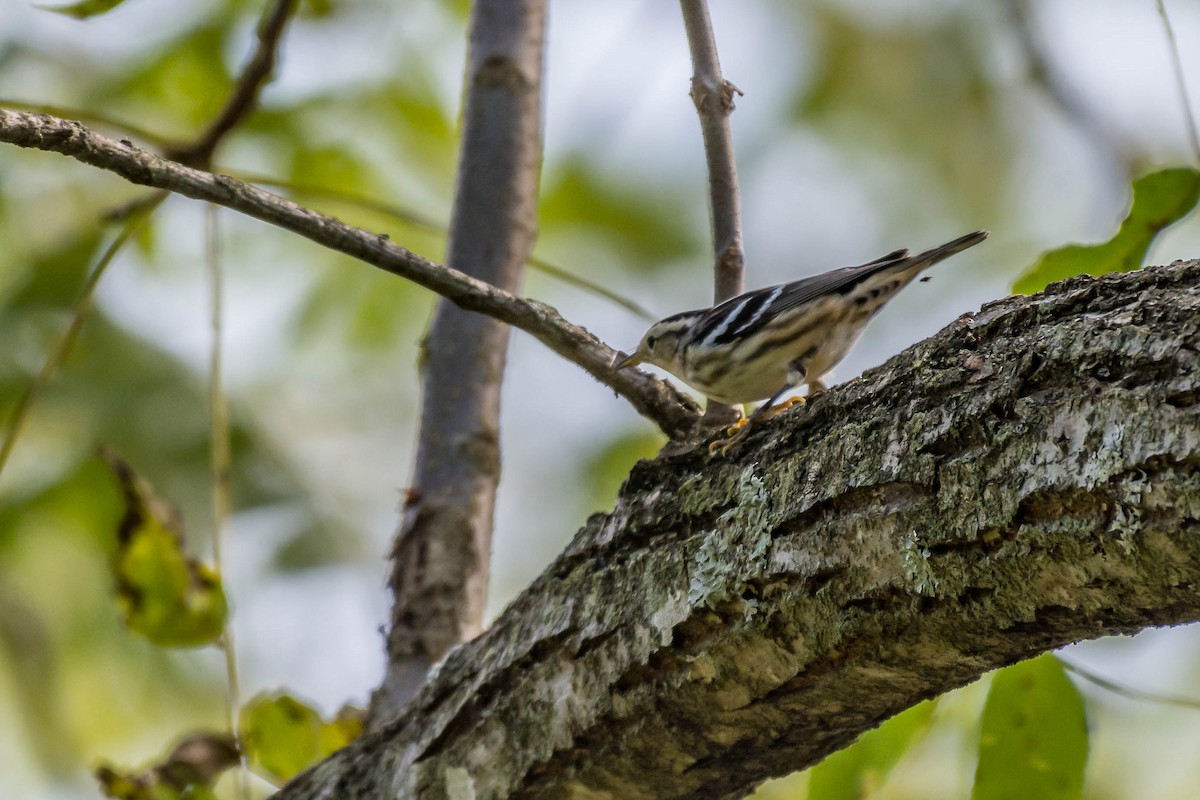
[0,109,700,436]
[0,194,165,482]
[235,172,658,320]
[1155,0,1200,166]
[169,0,300,167]
[1061,658,1200,711]
[205,207,248,800]
[679,0,744,424]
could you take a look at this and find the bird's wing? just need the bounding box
[689,230,988,348]
[692,249,910,347]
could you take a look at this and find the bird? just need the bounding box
[614,230,988,445]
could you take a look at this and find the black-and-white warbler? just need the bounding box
[616,230,988,421]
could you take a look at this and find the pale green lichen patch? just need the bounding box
[688,468,774,608]
[1107,468,1151,554]
[899,530,939,595]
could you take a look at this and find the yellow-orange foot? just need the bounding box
[764,395,806,420]
[708,417,751,457]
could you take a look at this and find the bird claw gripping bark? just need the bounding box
[706,396,806,457]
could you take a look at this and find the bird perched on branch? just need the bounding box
[615,230,988,451]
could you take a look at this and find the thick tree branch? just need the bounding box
[0,108,700,436]
[375,0,548,722]
[275,261,1200,799]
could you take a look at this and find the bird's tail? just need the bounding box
[905,229,989,272]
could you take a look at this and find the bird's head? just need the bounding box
[613,311,703,374]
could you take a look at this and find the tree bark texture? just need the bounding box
[276,260,1200,799]
[375,0,548,722]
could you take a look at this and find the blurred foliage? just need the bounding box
[581,428,665,514]
[795,4,1008,222]
[238,693,363,785]
[806,701,936,800]
[103,24,235,137]
[972,655,1088,800]
[96,732,239,800]
[540,159,701,266]
[1015,166,1200,294]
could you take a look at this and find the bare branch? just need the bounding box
[273,260,1200,799]
[679,0,744,303]
[0,108,701,436]
[680,0,745,425]
[236,172,658,319]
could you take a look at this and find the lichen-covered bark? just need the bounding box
[276,260,1200,800]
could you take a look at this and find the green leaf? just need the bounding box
[100,449,228,648]
[1014,166,1200,294]
[38,0,127,19]
[971,654,1088,800]
[239,693,364,785]
[807,700,935,800]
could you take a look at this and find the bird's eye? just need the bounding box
[646,335,657,350]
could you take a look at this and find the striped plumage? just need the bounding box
[616,230,988,407]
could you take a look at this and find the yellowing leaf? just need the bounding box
[100,448,227,648]
[971,654,1088,800]
[38,0,127,19]
[95,732,238,800]
[1015,167,1200,294]
[239,693,364,785]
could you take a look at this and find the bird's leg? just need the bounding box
[752,359,811,421]
[709,360,808,456]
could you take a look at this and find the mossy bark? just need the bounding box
[278,260,1200,800]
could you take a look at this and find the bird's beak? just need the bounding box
[613,351,644,370]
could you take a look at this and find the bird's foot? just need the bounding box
[708,417,751,457]
[764,395,806,419]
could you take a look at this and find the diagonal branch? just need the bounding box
[168,0,300,167]
[0,109,700,436]
[273,260,1200,799]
